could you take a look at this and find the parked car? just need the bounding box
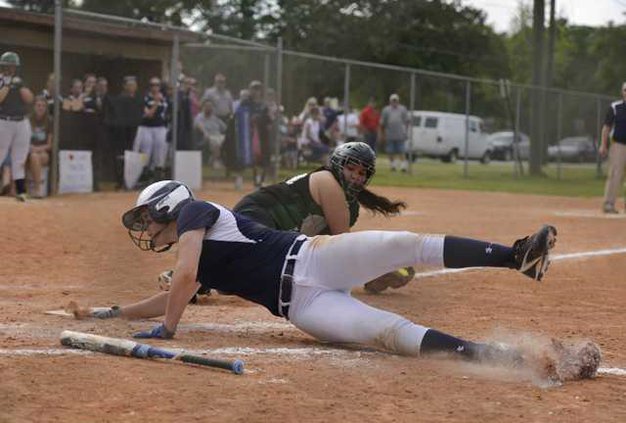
[547,136,597,163]
[405,111,492,163]
[487,131,530,161]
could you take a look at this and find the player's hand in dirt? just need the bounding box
[134,323,175,339]
[91,306,121,319]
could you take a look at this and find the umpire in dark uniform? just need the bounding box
[0,51,34,201]
[599,82,626,214]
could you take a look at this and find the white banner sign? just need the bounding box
[174,151,202,190]
[58,150,93,194]
[123,150,148,190]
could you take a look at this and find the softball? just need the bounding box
[397,268,410,277]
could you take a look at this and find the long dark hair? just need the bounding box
[357,188,406,216]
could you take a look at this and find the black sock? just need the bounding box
[419,329,483,361]
[15,178,25,195]
[443,236,515,269]
[420,329,521,365]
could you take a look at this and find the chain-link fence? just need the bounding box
[7,5,613,195]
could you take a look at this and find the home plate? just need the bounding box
[44,307,111,317]
[553,210,626,219]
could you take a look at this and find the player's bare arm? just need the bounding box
[0,84,9,103]
[19,86,33,104]
[309,170,350,234]
[163,228,204,334]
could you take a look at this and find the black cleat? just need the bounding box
[512,225,557,281]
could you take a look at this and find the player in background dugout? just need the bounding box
[0,51,34,202]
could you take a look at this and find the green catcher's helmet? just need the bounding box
[0,52,21,66]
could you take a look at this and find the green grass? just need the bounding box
[368,158,607,197]
[204,157,608,198]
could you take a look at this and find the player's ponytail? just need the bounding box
[356,188,406,216]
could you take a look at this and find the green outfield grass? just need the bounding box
[204,157,608,198]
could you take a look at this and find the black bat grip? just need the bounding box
[178,355,244,374]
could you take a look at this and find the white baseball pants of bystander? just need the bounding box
[0,119,31,180]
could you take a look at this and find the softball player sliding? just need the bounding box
[91,179,559,367]
[0,51,34,201]
[159,142,415,297]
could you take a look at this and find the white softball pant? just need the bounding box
[133,126,167,169]
[0,118,31,180]
[288,231,444,356]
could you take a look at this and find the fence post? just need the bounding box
[51,0,63,195]
[342,63,350,146]
[170,34,180,179]
[263,52,270,91]
[556,92,562,180]
[463,80,471,178]
[596,97,603,178]
[273,37,283,181]
[514,86,524,176]
[408,72,416,175]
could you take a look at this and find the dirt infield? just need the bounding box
[1,183,625,422]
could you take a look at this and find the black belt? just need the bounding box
[278,236,306,319]
[0,115,24,122]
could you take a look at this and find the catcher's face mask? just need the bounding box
[340,158,374,199]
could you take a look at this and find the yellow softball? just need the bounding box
[397,268,410,277]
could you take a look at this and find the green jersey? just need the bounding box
[233,168,360,236]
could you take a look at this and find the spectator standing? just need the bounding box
[41,73,61,116]
[176,77,194,151]
[300,105,330,164]
[202,73,233,122]
[193,99,227,169]
[248,80,272,187]
[298,97,318,122]
[337,107,360,144]
[0,51,34,201]
[95,76,114,185]
[322,97,342,133]
[95,77,110,115]
[62,79,84,112]
[359,97,380,152]
[187,77,201,119]
[232,89,249,114]
[27,96,52,198]
[600,81,626,213]
[111,76,143,188]
[133,77,169,182]
[82,73,98,114]
[380,93,409,172]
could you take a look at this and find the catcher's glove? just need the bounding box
[363,266,416,294]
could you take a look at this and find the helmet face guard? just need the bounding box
[122,181,194,252]
[329,142,376,200]
[125,207,172,253]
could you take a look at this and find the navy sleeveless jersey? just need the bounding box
[176,200,300,316]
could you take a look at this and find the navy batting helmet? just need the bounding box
[329,142,376,199]
[122,180,194,251]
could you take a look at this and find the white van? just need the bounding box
[405,111,492,163]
